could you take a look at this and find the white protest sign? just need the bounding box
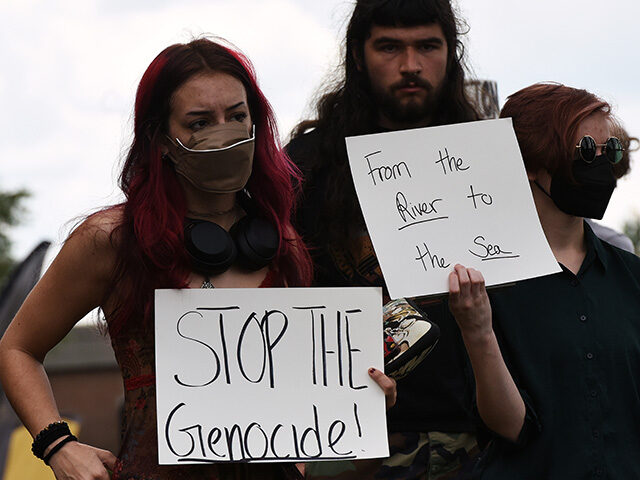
[346,118,560,299]
[155,287,387,465]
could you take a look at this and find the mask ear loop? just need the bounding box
[533,180,553,200]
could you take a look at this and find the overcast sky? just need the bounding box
[2,0,639,262]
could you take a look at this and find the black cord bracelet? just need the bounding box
[43,434,78,465]
[31,421,72,459]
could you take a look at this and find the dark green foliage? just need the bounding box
[622,215,640,255]
[0,189,29,284]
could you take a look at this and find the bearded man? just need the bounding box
[286,1,483,479]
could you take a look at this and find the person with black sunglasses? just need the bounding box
[446,82,640,479]
[586,122,637,252]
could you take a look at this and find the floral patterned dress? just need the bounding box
[110,272,302,480]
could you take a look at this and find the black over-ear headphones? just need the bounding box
[184,215,279,276]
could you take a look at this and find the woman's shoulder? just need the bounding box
[23,207,127,321]
[69,206,124,248]
[61,206,126,278]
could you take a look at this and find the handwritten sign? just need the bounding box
[155,287,388,465]
[345,118,560,299]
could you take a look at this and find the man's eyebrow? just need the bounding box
[371,36,403,46]
[372,36,444,46]
[416,37,444,45]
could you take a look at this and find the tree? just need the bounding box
[0,189,29,285]
[622,215,640,255]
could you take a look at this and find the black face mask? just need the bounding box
[536,154,617,219]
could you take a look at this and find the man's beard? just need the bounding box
[371,73,442,126]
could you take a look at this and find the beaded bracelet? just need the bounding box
[31,421,72,460]
[43,434,78,465]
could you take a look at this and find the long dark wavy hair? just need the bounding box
[291,0,478,247]
[102,38,312,337]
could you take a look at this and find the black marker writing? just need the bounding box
[328,419,350,456]
[173,308,288,389]
[345,313,367,391]
[174,311,221,387]
[435,147,469,175]
[415,243,451,271]
[467,184,493,209]
[164,402,358,462]
[353,403,362,438]
[296,306,367,389]
[236,310,288,388]
[396,191,447,230]
[365,150,411,186]
[468,235,520,261]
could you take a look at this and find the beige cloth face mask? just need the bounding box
[164,123,255,193]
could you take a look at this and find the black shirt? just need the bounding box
[286,130,475,433]
[484,223,640,479]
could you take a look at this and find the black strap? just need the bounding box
[43,434,78,465]
[31,421,71,459]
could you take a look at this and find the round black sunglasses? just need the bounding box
[575,135,624,164]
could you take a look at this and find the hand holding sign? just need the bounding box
[447,264,493,339]
[346,119,560,299]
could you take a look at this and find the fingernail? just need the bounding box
[369,368,376,374]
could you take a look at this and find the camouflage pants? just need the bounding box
[305,431,480,480]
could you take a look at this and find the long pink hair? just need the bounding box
[105,38,312,337]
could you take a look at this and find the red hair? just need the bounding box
[499,83,630,180]
[106,38,312,337]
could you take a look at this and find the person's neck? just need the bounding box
[377,113,433,131]
[181,179,239,230]
[531,183,586,274]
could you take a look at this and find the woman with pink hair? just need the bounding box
[0,38,395,479]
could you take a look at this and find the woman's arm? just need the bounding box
[448,264,525,442]
[0,212,119,478]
